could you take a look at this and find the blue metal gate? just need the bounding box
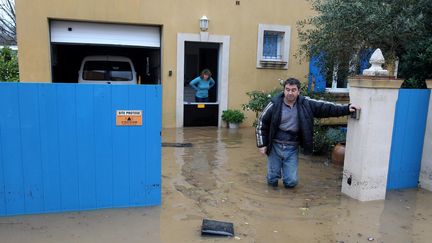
[0,83,161,216]
[387,89,431,190]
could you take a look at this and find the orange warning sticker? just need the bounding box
[116,110,143,126]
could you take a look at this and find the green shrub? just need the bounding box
[300,83,335,102]
[0,47,19,82]
[399,37,432,88]
[312,119,330,154]
[326,128,346,145]
[242,88,282,125]
[222,109,246,124]
[313,125,347,154]
[401,78,427,89]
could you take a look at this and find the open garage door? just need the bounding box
[50,20,161,84]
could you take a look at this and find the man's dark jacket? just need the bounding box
[256,93,351,155]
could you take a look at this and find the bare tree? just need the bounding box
[0,0,16,45]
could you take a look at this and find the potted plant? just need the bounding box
[222,109,245,129]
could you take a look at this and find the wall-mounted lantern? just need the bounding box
[200,15,209,32]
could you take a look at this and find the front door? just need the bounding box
[183,42,220,127]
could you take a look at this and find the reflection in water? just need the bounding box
[0,207,161,243]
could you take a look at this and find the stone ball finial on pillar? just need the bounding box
[362,48,389,76]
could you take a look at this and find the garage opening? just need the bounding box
[51,44,160,84]
[183,42,220,127]
[50,20,161,84]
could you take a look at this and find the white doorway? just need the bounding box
[176,33,230,127]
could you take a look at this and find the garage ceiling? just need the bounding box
[50,20,160,47]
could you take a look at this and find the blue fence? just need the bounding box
[387,89,431,190]
[0,83,161,216]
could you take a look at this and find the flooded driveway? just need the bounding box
[1,127,432,242]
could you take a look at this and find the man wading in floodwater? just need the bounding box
[256,78,360,188]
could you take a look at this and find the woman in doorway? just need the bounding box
[189,69,215,102]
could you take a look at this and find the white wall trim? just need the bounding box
[176,32,230,128]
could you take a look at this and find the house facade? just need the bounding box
[16,0,315,127]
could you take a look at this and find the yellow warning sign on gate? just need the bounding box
[116,110,143,126]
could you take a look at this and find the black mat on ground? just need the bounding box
[201,219,234,237]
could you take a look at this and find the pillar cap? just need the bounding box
[362,48,389,76]
[348,76,403,89]
[426,79,432,89]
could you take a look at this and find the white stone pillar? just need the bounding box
[342,77,403,201]
[419,80,432,191]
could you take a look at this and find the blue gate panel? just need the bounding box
[38,84,62,212]
[19,84,45,214]
[0,125,4,215]
[387,89,431,190]
[0,83,25,215]
[0,83,162,216]
[111,86,130,207]
[94,85,114,208]
[57,85,80,211]
[0,124,4,216]
[129,87,147,205]
[145,86,162,204]
[76,85,97,210]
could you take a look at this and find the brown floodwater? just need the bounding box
[1,127,431,243]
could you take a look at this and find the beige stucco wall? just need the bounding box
[16,0,314,128]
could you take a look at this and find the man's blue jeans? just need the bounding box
[267,143,299,188]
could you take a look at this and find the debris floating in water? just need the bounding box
[299,207,310,216]
[162,142,193,148]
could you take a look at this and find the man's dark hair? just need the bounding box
[283,78,301,90]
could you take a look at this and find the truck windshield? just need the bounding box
[109,62,133,81]
[83,61,107,80]
[83,61,133,81]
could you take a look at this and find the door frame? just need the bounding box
[176,32,230,127]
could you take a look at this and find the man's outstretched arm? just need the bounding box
[306,97,360,118]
